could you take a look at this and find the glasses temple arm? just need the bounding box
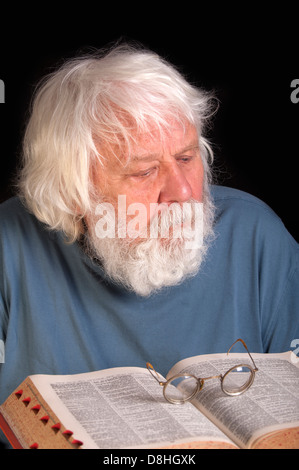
[146,362,166,386]
[227,339,259,371]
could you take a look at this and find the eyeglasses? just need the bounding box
[146,339,258,404]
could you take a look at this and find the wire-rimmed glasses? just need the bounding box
[146,339,259,404]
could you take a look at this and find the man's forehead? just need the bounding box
[97,122,199,167]
[131,142,199,162]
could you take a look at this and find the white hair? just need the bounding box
[18,43,216,241]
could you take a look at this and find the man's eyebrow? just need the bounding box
[173,143,199,157]
[130,143,199,162]
[131,153,160,162]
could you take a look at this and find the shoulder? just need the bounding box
[211,185,285,226]
[0,197,36,228]
[0,197,63,250]
[211,185,278,215]
[0,197,43,239]
[0,196,26,215]
[210,185,298,251]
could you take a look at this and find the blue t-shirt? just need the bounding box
[0,186,298,445]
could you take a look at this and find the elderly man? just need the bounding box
[0,44,298,446]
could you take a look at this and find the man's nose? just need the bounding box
[158,162,192,204]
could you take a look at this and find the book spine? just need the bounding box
[0,381,84,449]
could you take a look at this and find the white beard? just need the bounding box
[84,189,215,297]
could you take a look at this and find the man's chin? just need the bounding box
[84,232,206,297]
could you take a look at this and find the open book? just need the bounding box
[0,350,299,449]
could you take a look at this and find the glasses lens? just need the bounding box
[165,375,199,403]
[222,365,253,395]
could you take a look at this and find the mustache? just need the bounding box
[93,196,203,242]
[144,199,202,239]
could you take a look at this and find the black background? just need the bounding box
[0,7,298,241]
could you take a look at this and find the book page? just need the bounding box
[30,367,237,449]
[167,351,299,448]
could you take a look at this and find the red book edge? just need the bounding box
[0,411,23,449]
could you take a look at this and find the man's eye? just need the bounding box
[178,155,193,163]
[132,167,157,178]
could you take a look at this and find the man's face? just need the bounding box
[85,122,213,296]
[92,122,204,230]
